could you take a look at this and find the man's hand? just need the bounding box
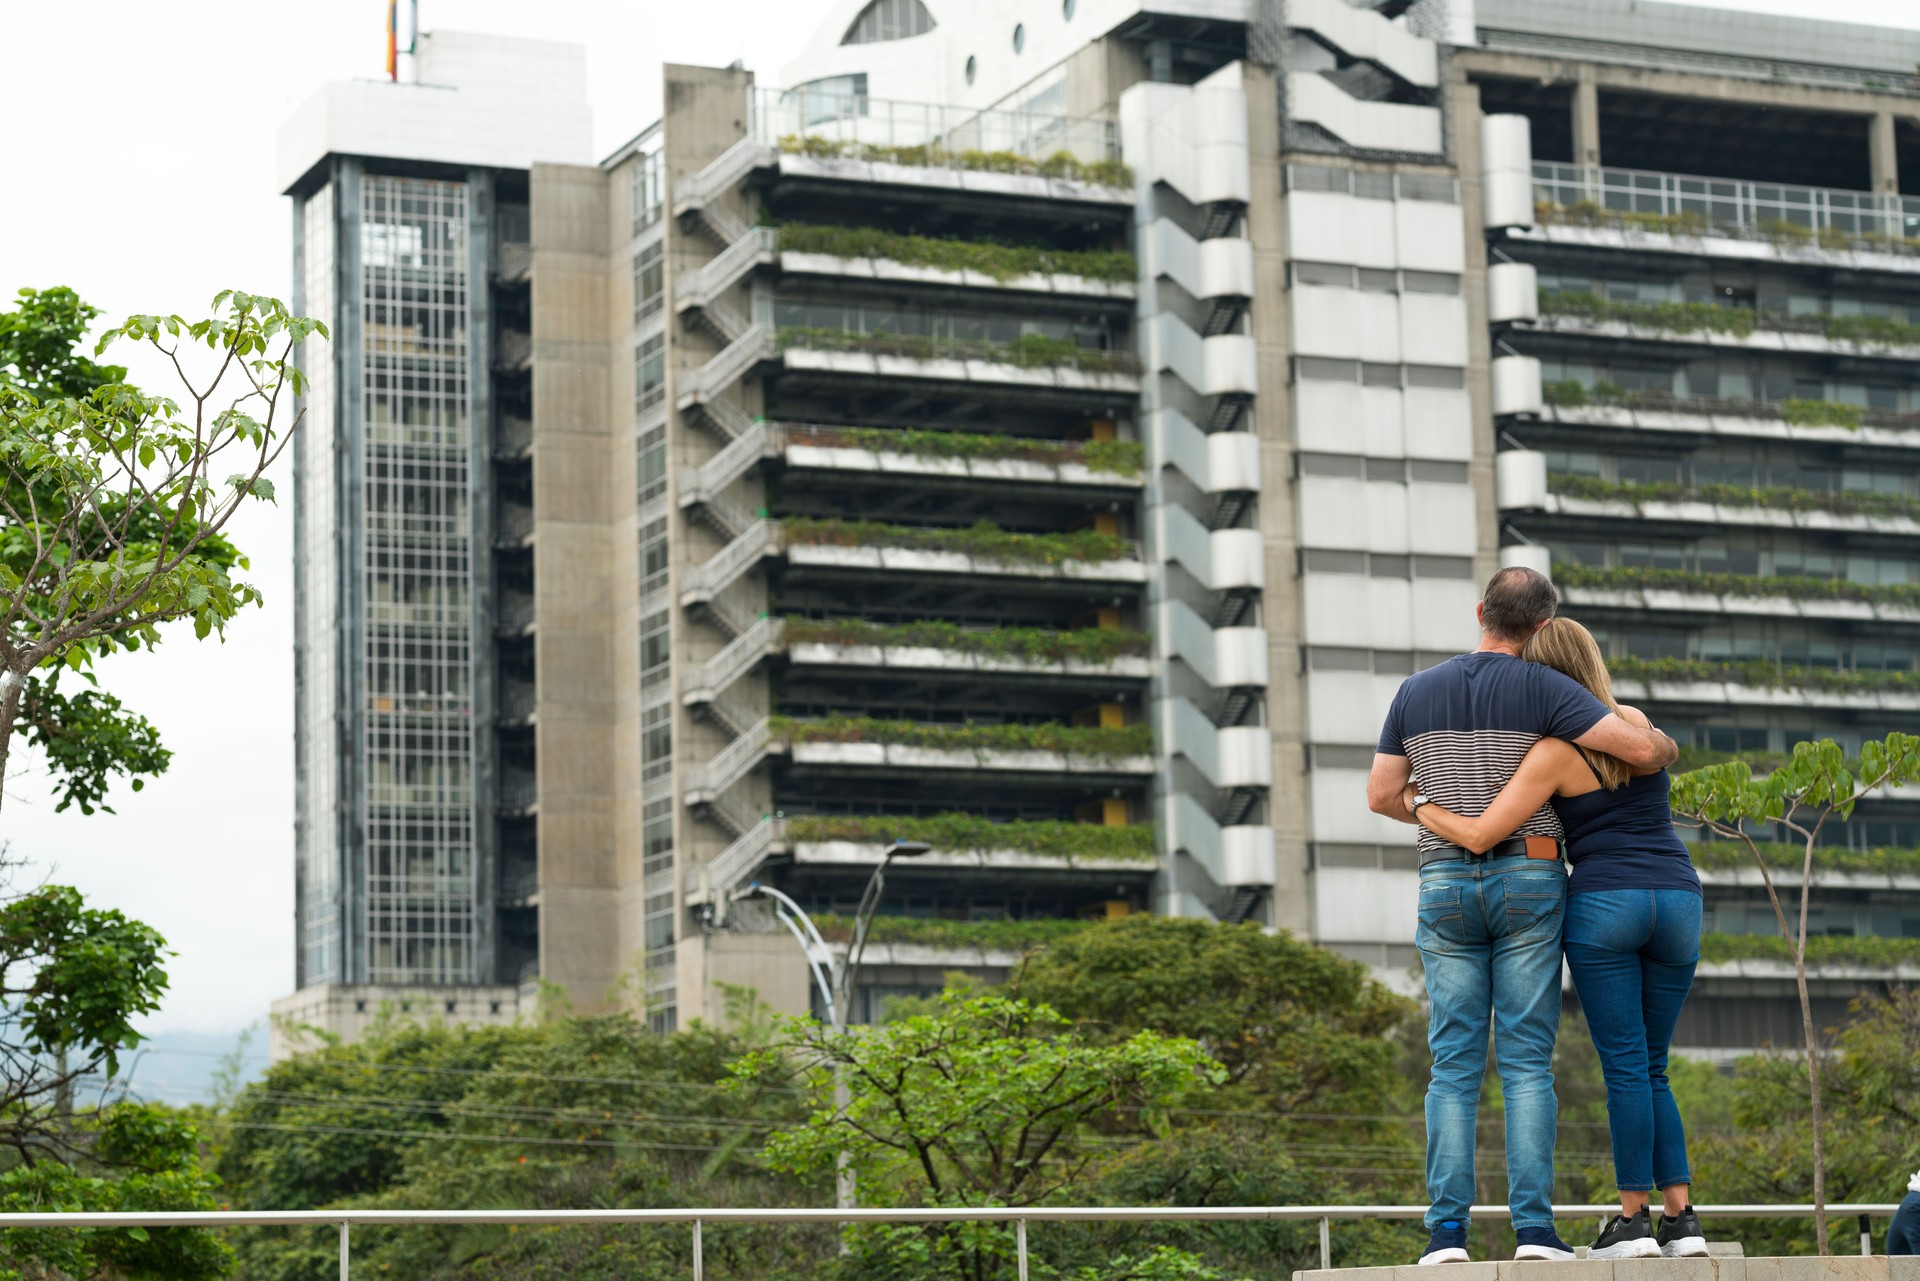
[1402,781,1419,813]
[1574,712,1679,771]
[1367,752,1415,822]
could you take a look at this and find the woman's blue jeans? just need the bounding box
[1564,888,1701,1193]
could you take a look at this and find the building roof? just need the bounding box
[277,30,593,193]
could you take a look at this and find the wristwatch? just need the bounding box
[1411,793,1431,817]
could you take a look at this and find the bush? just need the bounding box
[804,425,1144,475]
[1689,840,1920,877]
[1553,562,1920,610]
[1549,472,1920,522]
[784,617,1150,663]
[808,912,1097,949]
[1539,290,1756,338]
[1541,379,1589,407]
[1820,312,1920,349]
[1782,397,1863,429]
[774,135,1133,186]
[1607,655,1920,694]
[777,326,1140,375]
[785,813,1157,861]
[777,223,1136,283]
[1698,932,1920,968]
[770,714,1153,759]
[782,516,1134,565]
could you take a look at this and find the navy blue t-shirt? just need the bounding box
[1377,651,1611,855]
[1553,769,1701,895]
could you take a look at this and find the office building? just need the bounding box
[277,0,1920,1055]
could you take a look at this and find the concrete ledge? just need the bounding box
[1296,1257,1916,1281]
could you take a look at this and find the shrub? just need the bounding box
[784,617,1150,663]
[774,135,1132,186]
[776,223,1136,283]
[1699,932,1920,969]
[1538,290,1756,338]
[1820,312,1920,349]
[770,714,1153,759]
[785,812,1157,862]
[776,326,1140,375]
[804,425,1144,475]
[1549,472,1920,522]
[1782,398,1863,429]
[809,912,1098,949]
[1542,380,1589,407]
[1552,562,1920,610]
[1689,840,1920,877]
[1607,655,1920,695]
[782,516,1134,565]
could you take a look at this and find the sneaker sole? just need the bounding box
[1514,1246,1579,1262]
[1661,1237,1709,1258]
[1419,1248,1471,1265]
[1589,1240,1662,1260]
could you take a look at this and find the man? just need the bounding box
[1890,1167,1920,1255]
[1367,566,1678,1265]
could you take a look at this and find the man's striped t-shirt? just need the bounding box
[1376,651,1612,856]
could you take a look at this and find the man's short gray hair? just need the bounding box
[1480,566,1558,641]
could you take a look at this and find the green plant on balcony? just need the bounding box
[1541,379,1588,408]
[782,516,1134,565]
[775,326,1139,375]
[785,813,1157,862]
[1781,397,1864,429]
[1549,472,1920,522]
[1819,311,1920,349]
[1552,562,1920,610]
[1757,216,1817,246]
[774,135,1133,187]
[807,425,1144,476]
[770,714,1154,759]
[784,617,1151,663]
[808,912,1098,950]
[776,223,1136,284]
[1538,290,1756,338]
[1689,840,1920,877]
[1698,932,1920,968]
[1606,655,1920,695]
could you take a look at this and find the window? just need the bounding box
[785,74,868,127]
[1063,0,1075,17]
[634,243,663,322]
[637,424,667,504]
[841,0,934,44]
[965,55,977,85]
[642,704,672,780]
[641,609,670,690]
[639,517,669,595]
[1012,22,1025,53]
[635,335,665,413]
[631,148,663,233]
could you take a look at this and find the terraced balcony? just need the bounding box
[1554,564,1920,623]
[1534,290,1920,361]
[1544,473,1920,536]
[772,716,1155,778]
[1531,385,1920,452]
[1608,657,1920,713]
[1695,931,1920,979]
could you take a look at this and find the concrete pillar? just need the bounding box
[1870,111,1899,195]
[1571,71,1601,168]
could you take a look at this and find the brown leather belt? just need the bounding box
[1419,835,1565,867]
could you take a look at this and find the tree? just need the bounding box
[0,287,197,814]
[1670,732,1920,1253]
[0,874,228,1280]
[0,288,323,813]
[729,990,1223,1281]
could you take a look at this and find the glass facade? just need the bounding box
[296,182,340,986]
[359,175,480,987]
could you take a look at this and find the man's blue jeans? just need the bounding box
[1564,889,1700,1194]
[1417,854,1567,1230]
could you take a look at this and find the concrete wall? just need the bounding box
[530,162,625,1010]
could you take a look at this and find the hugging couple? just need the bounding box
[1368,566,1710,1264]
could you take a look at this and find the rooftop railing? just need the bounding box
[1534,161,1920,246]
[753,86,1120,170]
[2,1202,1904,1279]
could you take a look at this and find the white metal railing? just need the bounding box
[679,226,777,312]
[684,617,785,703]
[697,394,755,440]
[679,323,775,405]
[755,86,1119,168]
[673,135,772,220]
[681,421,781,507]
[1533,160,1920,241]
[2,1203,1901,1281]
[698,815,784,902]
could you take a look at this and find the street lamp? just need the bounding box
[737,836,933,1210]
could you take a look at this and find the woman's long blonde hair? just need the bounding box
[1522,617,1632,789]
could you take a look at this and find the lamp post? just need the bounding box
[739,837,932,1210]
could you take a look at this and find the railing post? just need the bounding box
[1319,1216,1330,1271]
[339,1220,349,1281]
[693,1218,704,1281]
[1016,1218,1029,1281]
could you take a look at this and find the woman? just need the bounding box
[1403,617,1708,1261]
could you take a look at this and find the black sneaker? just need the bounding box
[1589,1208,1660,1260]
[1658,1207,1708,1258]
[1418,1219,1470,1265]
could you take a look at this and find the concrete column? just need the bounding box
[1870,111,1899,195]
[1571,71,1601,168]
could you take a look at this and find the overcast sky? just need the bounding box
[1,0,1918,1037]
